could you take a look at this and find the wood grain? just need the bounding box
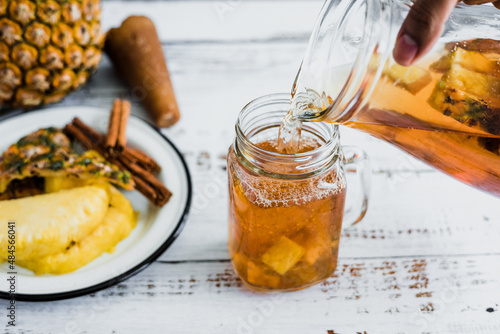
[13,258,500,333]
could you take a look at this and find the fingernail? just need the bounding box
[393,34,418,66]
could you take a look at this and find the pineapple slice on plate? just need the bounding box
[0,127,134,195]
[385,64,432,94]
[0,185,110,261]
[44,175,108,193]
[0,0,103,108]
[17,186,137,275]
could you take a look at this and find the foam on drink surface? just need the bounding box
[233,137,346,209]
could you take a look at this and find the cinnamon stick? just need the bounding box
[73,117,160,173]
[123,147,161,173]
[132,174,158,202]
[117,100,131,152]
[72,117,105,146]
[106,99,122,151]
[106,99,131,155]
[124,161,170,196]
[64,123,100,153]
[65,118,172,207]
[127,164,171,206]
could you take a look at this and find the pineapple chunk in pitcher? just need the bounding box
[427,48,500,135]
[430,47,500,75]
[385,64,432,94]
[445,64,500,102]
[428,84,500,135]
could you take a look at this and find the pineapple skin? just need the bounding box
[0,0,103,108]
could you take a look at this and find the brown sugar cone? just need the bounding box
[104,16,180,127]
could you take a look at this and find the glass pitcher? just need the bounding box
[291,0,500,196]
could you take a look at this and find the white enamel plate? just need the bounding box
[0,107,192,301]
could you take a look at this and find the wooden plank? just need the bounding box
[14,257,500,333]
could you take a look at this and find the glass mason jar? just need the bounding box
[290,0,500,197]
[227,94,370,292]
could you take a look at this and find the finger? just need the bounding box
[393,0,458,66]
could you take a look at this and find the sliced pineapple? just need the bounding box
[428,84,500,135]
[0,185,110,261]
[261,236,305,275]
[430,47,499,75]
[443,63,500,106]
[16,186,137,275]
[45,175,107,193]
[386,64,432,94]
[0,128,135,193]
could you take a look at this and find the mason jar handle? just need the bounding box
[342,146,371,227]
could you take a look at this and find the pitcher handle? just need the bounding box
[342,145,371,227]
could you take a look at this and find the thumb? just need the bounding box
[393,0,457,66]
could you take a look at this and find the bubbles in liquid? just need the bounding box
[232,138,346,209]
[235,164,345,209]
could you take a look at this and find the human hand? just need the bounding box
[393,0,500,66]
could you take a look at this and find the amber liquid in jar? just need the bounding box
[228,138,346,291]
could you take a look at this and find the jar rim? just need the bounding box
[234,93,342,179]
[236,93,339,157]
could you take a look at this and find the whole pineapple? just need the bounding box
[0,0,103,108]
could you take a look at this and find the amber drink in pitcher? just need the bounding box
[227,94,370,292]
[288,0,500,196]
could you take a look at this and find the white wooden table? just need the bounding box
[7,1,500,333]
